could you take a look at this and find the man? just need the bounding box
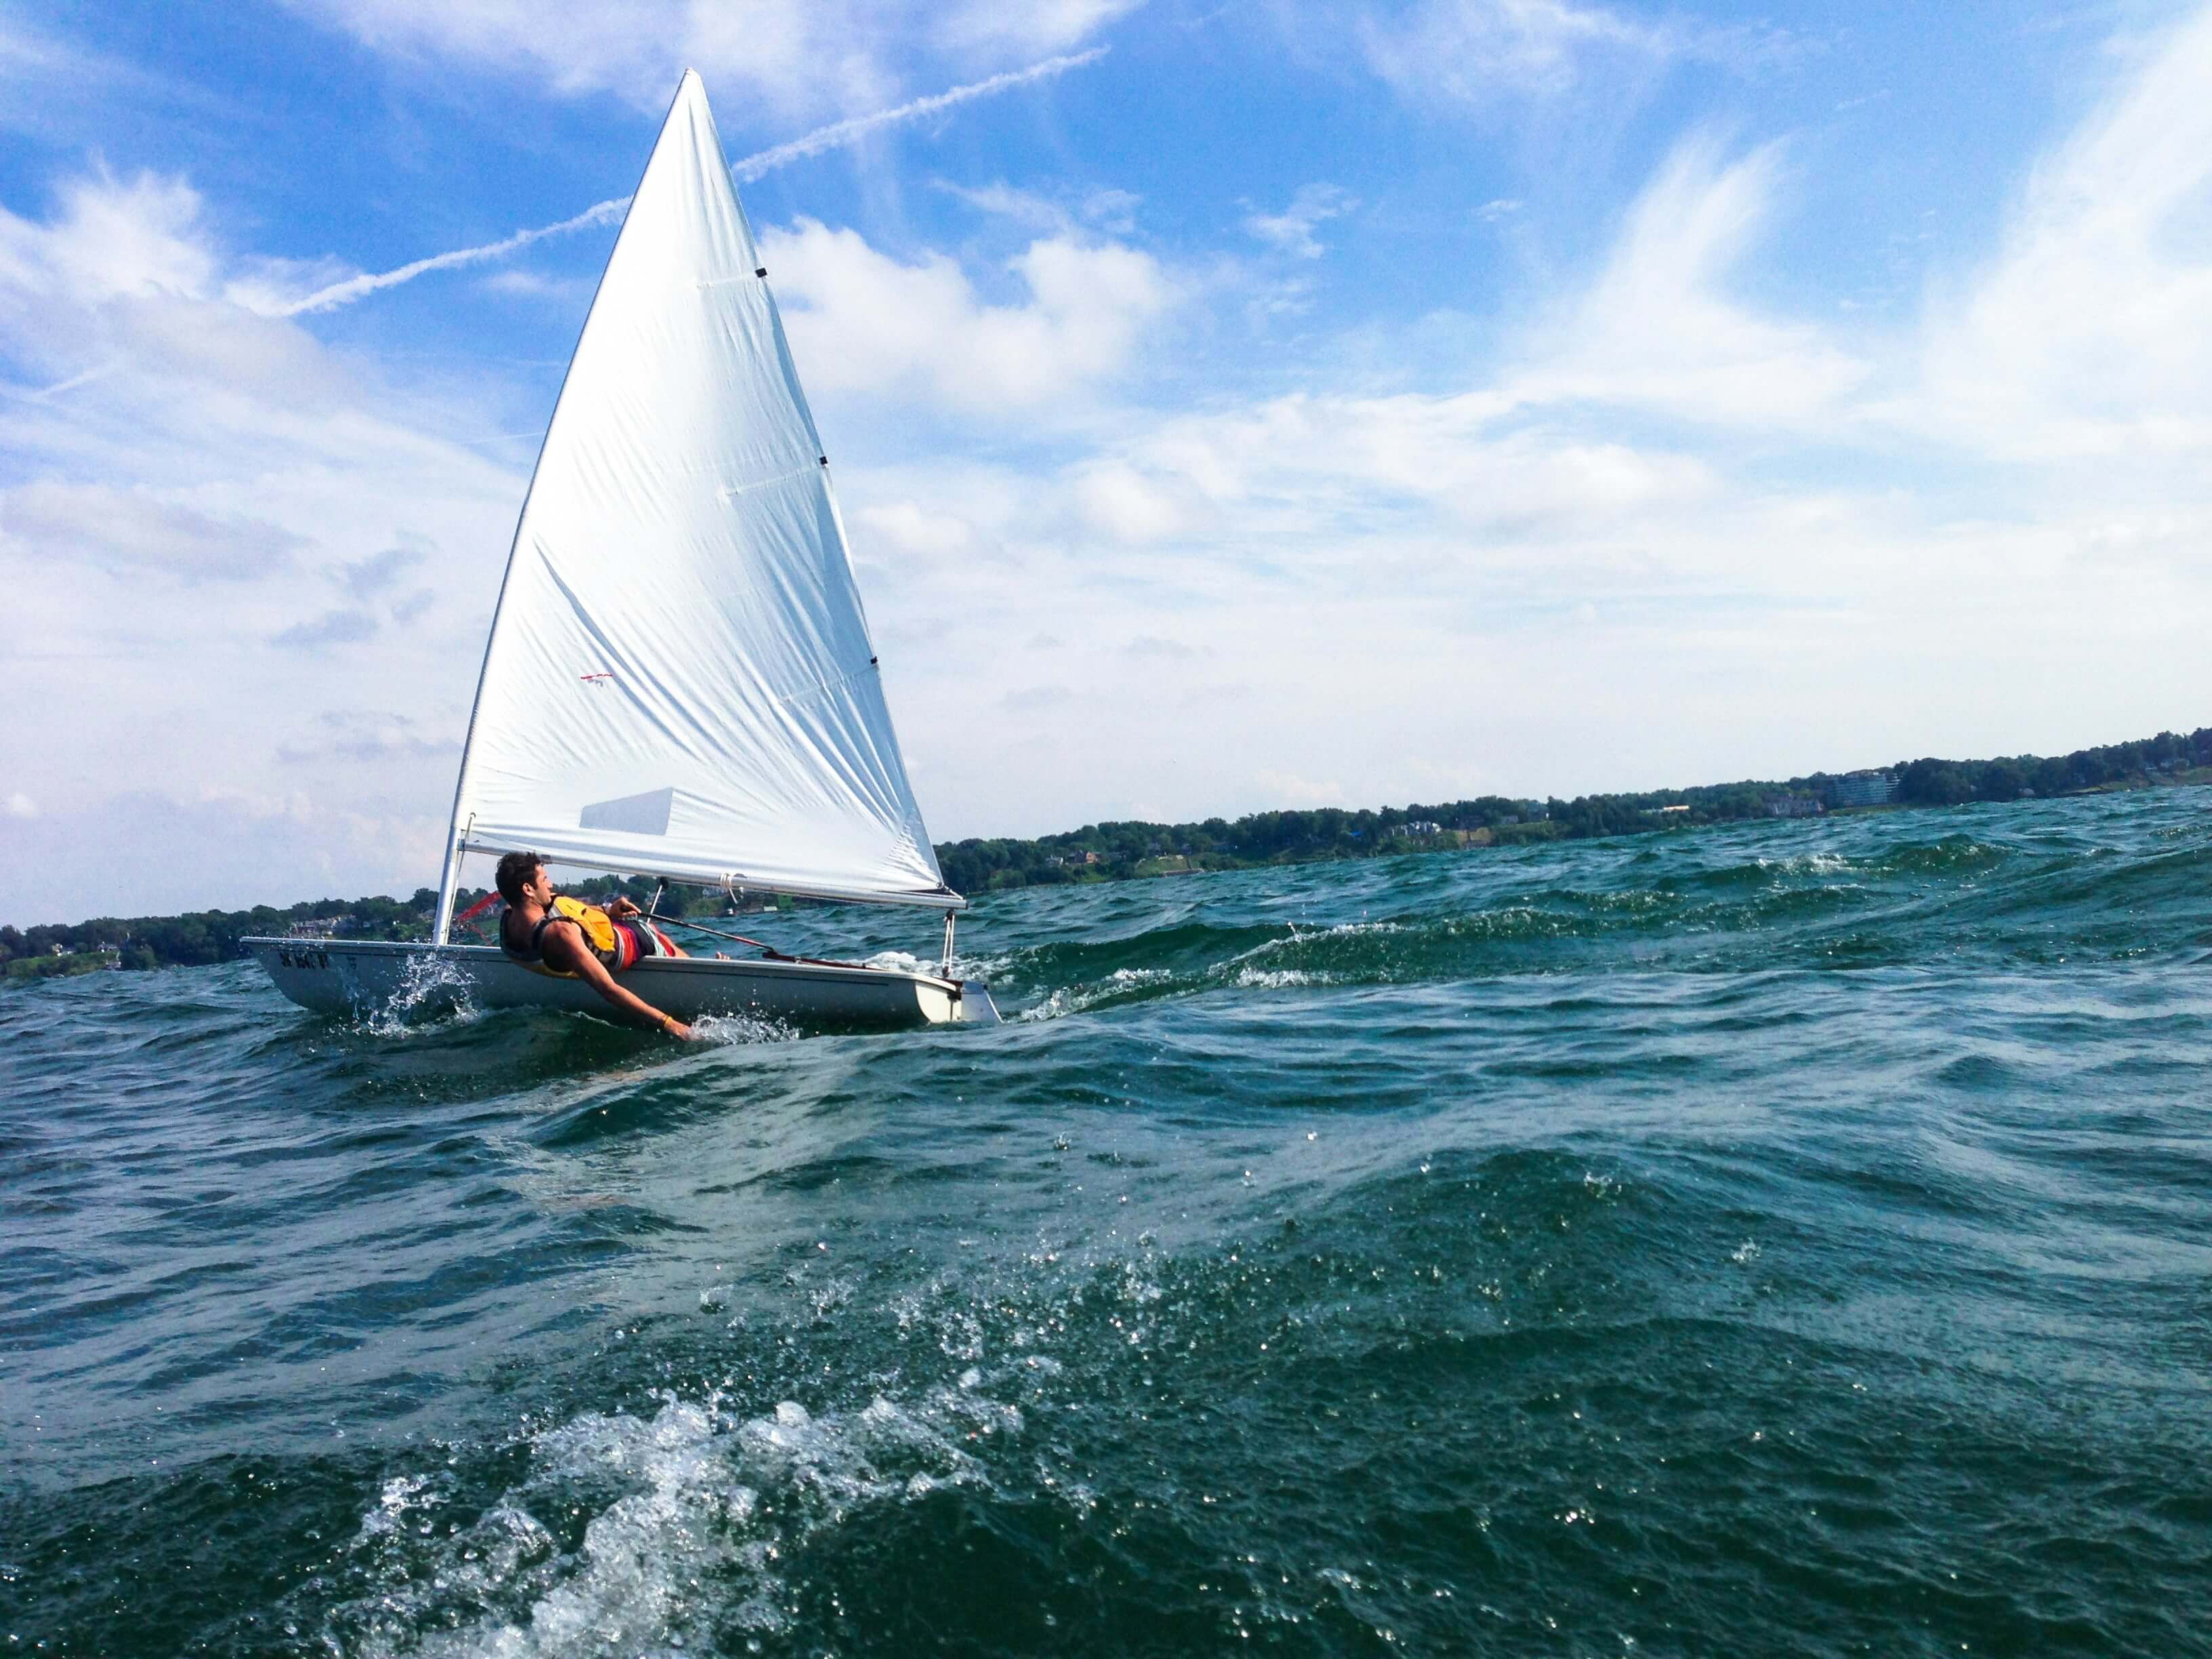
[494,851,695,1039]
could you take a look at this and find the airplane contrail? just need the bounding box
[276,49,1108,318]
[727,48,1105,180]
[275,198,630,316]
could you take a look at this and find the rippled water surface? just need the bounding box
[5,792,2211,1656]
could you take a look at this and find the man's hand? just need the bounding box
[607,897,642,920]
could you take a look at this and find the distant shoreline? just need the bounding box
[4,723,2205,977]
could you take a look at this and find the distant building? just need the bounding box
[1402,820,1443,838]
[1828,770,1897,808]
[1763,794,1824,818]
[1657,804,1691,815]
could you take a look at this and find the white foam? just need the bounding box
[335,1376,1027,1657]
[1757,852,1851,878]
[1016,964,1176,1022]
[354,1473,440,1541]
[1232,965,1322,989]
[856,946,1006,982]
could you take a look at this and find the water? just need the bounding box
[5,792,2211,1656]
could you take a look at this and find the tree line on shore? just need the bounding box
[6,725,2206,975]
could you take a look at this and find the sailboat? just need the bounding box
[246,73,996,1031]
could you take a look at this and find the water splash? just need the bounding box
[320,1381,1027,1656]
[361,949,480,1037]
[688,1011,799,1046]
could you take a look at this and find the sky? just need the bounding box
[3,0,2211,924]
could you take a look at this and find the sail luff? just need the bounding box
[435,77,692,943]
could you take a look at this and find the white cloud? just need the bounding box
[273,607,382,650]
[1124,634,1202,659]
[1071,460,1211,543]
[0,787,452,920]
[276,710,457,764]
[1352,0,1785,112]
[0,481,304,582]
[936,179,1078,231]
[1507,136,1872,427]
[340,539,428,598]
[762,218,1177,414]
[808,24,2212,841]
[476,267,582,302]
[280,0,1140,120]
[1106,388,1715,543]
[5,792,33,819]
[1908,5,2212,459]
[852,499,987,566]
[3,168,215,302]
[939,0,1143,57]
[0,166,522,923]
[1485,8,2212,462]
[1001,684,1076,711]
[1244,183,1357,259]
[936,180,1141,239]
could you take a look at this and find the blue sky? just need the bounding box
[3,0,2210,923]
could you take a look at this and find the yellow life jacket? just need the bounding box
[501,895,628,977]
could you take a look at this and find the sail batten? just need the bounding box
[440,71,957,916]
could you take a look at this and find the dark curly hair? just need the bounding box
[494,851,544,906]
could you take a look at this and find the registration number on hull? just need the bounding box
[276,947,333,970]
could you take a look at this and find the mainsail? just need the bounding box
[435,72,957,931]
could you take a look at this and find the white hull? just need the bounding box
[243,939,997,1031]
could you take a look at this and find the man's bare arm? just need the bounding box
[541,922,694,1038]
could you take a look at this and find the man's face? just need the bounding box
[523,864,556,907]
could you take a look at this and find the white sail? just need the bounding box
[442,72,957,912]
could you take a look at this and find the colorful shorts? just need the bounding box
[611,920,676,970]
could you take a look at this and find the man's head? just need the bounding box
[495,851,549,907]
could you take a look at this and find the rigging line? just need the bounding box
[645,911,787,956]
[644,911,877,973]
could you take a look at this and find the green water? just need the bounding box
[4,790,2209,1655]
